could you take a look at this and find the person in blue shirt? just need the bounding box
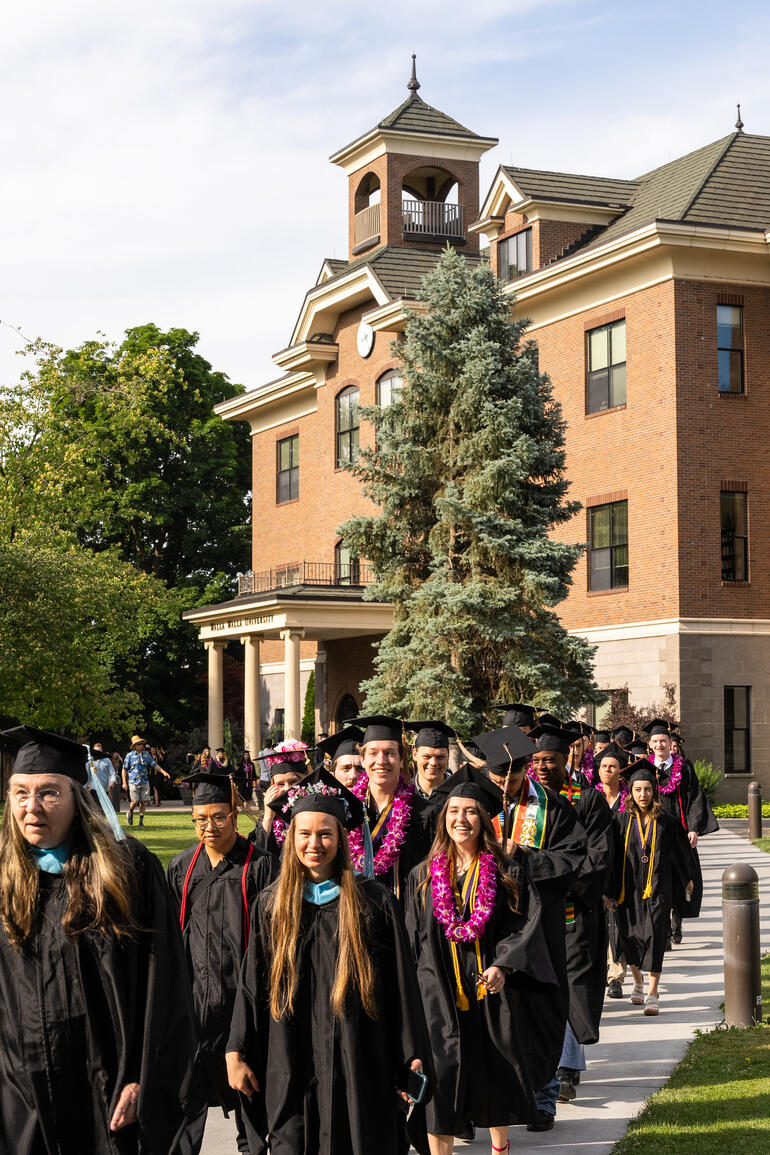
[122,735,169,828]
[87,742,117,796]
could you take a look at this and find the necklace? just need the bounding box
[430,852,497,943]
[656,755,683,795]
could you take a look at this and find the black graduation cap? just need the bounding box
[670,732,684,746]
[563,719,595,739]
[594,741,629,768]
[626,740,649,759]
[268,767,365,831]
[404,720,456,750]
[493,702,537,728]
[315,726,364,764]
[430,763,504,818]
[611,726,636,747]
[2,725,88,785]
[471,725,535,772]
[535,712,562,730]
[185,771,250,805]
[351,715,404,745]
[620,758,659,786]
[593,730,611,745]
[529,722,577,757]
[642,717,674,738]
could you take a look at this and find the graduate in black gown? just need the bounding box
[405,766,557,1155]
[643,719,718,937]
[167,772,277,1154]
[607,759,693,1015]
[529,722,613,1105]
[470,724,586,1133]
[346,715,435,902]
[226,768,432,1155]
[250,744,310,858]
[0,726,195,1155]
[315,726,365,789]
[590,743,631,998]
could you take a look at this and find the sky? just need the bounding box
[1,0,769,395]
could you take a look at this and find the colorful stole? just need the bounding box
[449,858,487,1011]
[560,776,582,926]
[509,778,549,848]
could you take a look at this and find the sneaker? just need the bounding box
[527,1110,555,1132]
[607,979,623,999]
[672,928,683,944]
[557,1073,576,1102]
[127,811,133,826]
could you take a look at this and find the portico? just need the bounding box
[184,589,392,749]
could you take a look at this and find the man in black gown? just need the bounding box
[471,724,587,1133]
[529,722,613,1106]
[405,720,454,800]
[167,772,277,1154]
[0,725,195,1155]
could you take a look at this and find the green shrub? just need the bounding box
[302,671,316,745]
[713,803,770,818]
[693,759,723,800]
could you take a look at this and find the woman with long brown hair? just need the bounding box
[405,766,557,1155]
[226,767,431,1155]
[606,759,693,1015]
[0,725,195,1155]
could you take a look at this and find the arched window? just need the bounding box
[377,369,403,408]
[336,694,359,724]
[335,539,360,586]
[336,386,360,467]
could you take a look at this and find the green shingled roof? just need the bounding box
[315,245,483,301]
[502,165,637,209]
[377,94,488,140]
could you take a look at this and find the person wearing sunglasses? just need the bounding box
[167,772,276,1155]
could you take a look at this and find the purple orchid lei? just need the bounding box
[347,773,414,876]
[430,852,497,943]
[656,754,683,795]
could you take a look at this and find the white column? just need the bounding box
[241,635,262,755]
[281,629,304,739]
[205,640,225,750]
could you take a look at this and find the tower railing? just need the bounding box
[402,199,464,238]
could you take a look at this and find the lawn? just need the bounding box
[613,955,770,1154]
[117,808,260,868]
[753,838,770,855]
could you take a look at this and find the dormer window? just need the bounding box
[498,229,533,281]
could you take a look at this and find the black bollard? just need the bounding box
[748,780,762,841]
[722,863,762,1027]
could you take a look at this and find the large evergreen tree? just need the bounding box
[339,247,602,731]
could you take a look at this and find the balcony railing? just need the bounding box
[237,560,376,597]
[402,199,464,238]
[353,203,381,249]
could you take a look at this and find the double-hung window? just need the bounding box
[586,320,626,413]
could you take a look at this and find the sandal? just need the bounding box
[644,994,660,1016]
[492,1145,510,1153]
[631,982,645,1005]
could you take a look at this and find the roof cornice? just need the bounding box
[330,127,498,175]
[290,264,390,346]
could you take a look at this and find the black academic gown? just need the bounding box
[507,788,587,1088]
[656,759,718,917]
[563,778,613,1044]
[404,860,556,1135]
[0,838,195,1155]
[364,790,434,902]
[228,876,433,1155]
[610,809,693,972]
[167,834,277,1114]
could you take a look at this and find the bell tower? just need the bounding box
[329,58,498,261]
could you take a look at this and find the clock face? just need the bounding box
[357,321,375,359]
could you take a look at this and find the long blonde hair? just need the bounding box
[266,817,377,1022]
[419,799,520,911]
[0,783,139,950]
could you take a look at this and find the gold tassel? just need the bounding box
[617,815,633,905]
[451,940,469,1010]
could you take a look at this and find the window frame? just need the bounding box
[585,319,627,414]
[724,685,751,775]
[276,434,299,504]
[588,500,629,592]
[720,490,749,582]
[376,369,403,408]
[717,304,744,394]
[334,539,360,586]
[497,228,533,281]
[335,386,360,468]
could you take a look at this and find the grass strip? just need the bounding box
[613,956,770,1154]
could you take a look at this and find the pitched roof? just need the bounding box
[502,165,637,209]
[377,94,487,141]
[318,244,482,301]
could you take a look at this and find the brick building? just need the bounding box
[185,75,770,798]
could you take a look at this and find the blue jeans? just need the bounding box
[535,1075,560,1116]
[559,1020,586,1073]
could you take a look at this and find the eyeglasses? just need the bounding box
[12,789,63,808]
[191,815,232,829]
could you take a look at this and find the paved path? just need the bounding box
[201,828,770,1154]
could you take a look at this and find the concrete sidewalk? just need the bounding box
[201,828,770,1154]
